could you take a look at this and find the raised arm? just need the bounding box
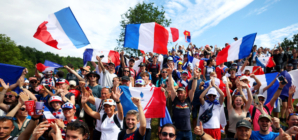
[6,98,23,117]
[202,67,206,81]
[167,64,177,102]
[131,97,146,136]
[250,74,261,90]
[120,51,126,70]
[237,84,248,103]
[225,79,233,110]
[35,66,41,79]
[241,82,253,112]
[81,92,101,120]
[112,87,123,121]
[263,74,279,92]
[269,79,287,107]
[211,78,225,105]
[64,65,84,81]
[0,79,10,112]
[240,59,249,73]
[9,68,27,90]
[97,55,106,74]
[19,80,38,101]
[20,118,44,140]
[189,70,199,102]
[199,85,212,106]
[287,86,296,111]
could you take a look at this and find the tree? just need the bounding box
[115,2,171,55]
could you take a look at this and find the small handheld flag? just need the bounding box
[183,30,191,43]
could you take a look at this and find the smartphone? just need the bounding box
[277,75,287,85]
[100,55,104,58]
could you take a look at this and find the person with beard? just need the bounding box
[118,97,146,140]
[167,63,199,140]
[159,124,177,140]
[98,55,117,88]
[0,79,19,115]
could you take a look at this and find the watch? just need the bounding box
[116,101,121,104]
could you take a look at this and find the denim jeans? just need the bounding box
[176,130,192,140]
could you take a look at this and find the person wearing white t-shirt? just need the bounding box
[97,56,117,88]
[199,78,225,140]
[81,87,123,140]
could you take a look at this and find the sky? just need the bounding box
[1,0,298,58]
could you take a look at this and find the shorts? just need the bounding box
[280,95,288,102]
[273,98,281,113]
[204,128,221,139]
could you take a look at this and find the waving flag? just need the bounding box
[216,33,257,65]
[36,60,63,73]
[83,49,120,66]
[160,107,172,127]
[238,66,264,75]
[187,54,204,71]
[119,86,166,118]
[166,27,179,42]
[183,30,191,43]
[124,22,169,54]
[43,105,56,123]
[0,63,24,93]
[256,56,275,68]
[34,7,90,50]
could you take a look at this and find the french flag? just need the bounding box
[256,56,275,68]
[216,33,257,65]
[34,7,90,50]
[203,78,229,97]
[166,27,179,42]
[238,66,264,75]
[187,54,204,71]
[124,22,169,54]
[36,60,63,73]
[43,105,56,123]
[119,86,166,118]
[183,30,191,43]
[83,49,120,66]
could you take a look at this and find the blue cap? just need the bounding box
[62,103,75,109]
[182,70,188,74]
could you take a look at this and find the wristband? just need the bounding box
[198,132,205,137]
[116,101,121,104]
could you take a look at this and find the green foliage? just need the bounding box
[280,33,298,49]
[0,34,92,78]
[115,2,171,55]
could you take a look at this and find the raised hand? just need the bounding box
[0,78,9,90]
[31,121,50,140]
[22,68,28,75]
[50,123,63,140]
[79,81,85,88]
[55,119,65,129]
[81,94,88,104]
[250,74,256,79]
[112,87,123,102]
[63,65,70,70]
[96,55,101,61]
[19,92,29,104]
[194,122,204,136]
[280,128,291,140]
[167,64,173,74]
[131,97,141,107]
[272,117,280,128]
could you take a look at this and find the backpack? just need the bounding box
[251,106,270,121]
[102,113,122,130]
[199,104,214,123]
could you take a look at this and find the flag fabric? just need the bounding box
[256,56,275,68]
[216,66,228,79]
[119,86,166,118]
[187,54,204,71]
[0,63,24,93]
[34,7,90,50]
[43,105,56,123]
[83,49,120,67]
[36,60,63,73]
[183,30,191,43]
[289,70,298,99]
[203,78,229,97]
[216,33,257,65]
[160,107,172,127]
[166,27,179,42]
[237,66,264,75]
[124,22,169,54]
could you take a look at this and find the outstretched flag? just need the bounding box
[166,27,179,42]
[36,60,63,73]
[183,30,191,43]
[34,7,90,50]
[124,22,169,54]
[119,86,166,118]
[216,33,257,65]
[83,49,120,67]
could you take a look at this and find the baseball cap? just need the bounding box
[240,76,249,81]
[258,114,272,122]
[206,87,217,96]
[129,59,135,62]
[177,87,186,91]
[138,62,146,67]
[69,80,76,86]
[178,61,183,65]
[122,76,130,81]
[135,79,145,85]
[103,99,116,106]
[287,63,293,67]
[49,96,63,103]
[167,57,173,61]
[57,78,69,85]
[257,94,265,98]
[62,103,76,109]
[236,120,251,129]
[181,70,188,74]
[108,62,115,66]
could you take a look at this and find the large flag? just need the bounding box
[160,107,172,127]
[36,60,63,73]
[187,54,204,71]
[216,33,257,65]
[183,30,191,43]
[166,27,179,42]
[43,105,56,123]
[83,49,120,67]
[237,66,264,75]
[0,63,24,93]
[34,7,90,50]
[119,86,166,118]
[256,56,275,68]
[124,22,169,54]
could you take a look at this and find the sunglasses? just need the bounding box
[258,98,265,101]
[135,81,143,84]
[208,95,216,97]
[5,95,13,98]
[89,75,97,78]
[161,132,175,138]
[124,70,130,72]
[162,71,167,73]
[30,81,37,84]
[20,107,26,111]
[0,116,13,120]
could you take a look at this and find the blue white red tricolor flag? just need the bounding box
[34,7,90,50]
[256,56,275,68]
[124,22,169,54]
[187,54,204,71]
[183,30,191,43]
[216,33,257,65]
[238,66,264,75]
[83,49,120,66]
[36,60,63,73]
[119,86,166,118]
[43,105,56,123]
[166,27,179,42]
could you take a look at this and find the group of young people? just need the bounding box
[1,38,298,140]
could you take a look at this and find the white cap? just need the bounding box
[240,76,249,81]
[257,94,265,98]
[69,80,76,86]
[206,87,217,96]
[103,99,116,106]
[25,80,29,83]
